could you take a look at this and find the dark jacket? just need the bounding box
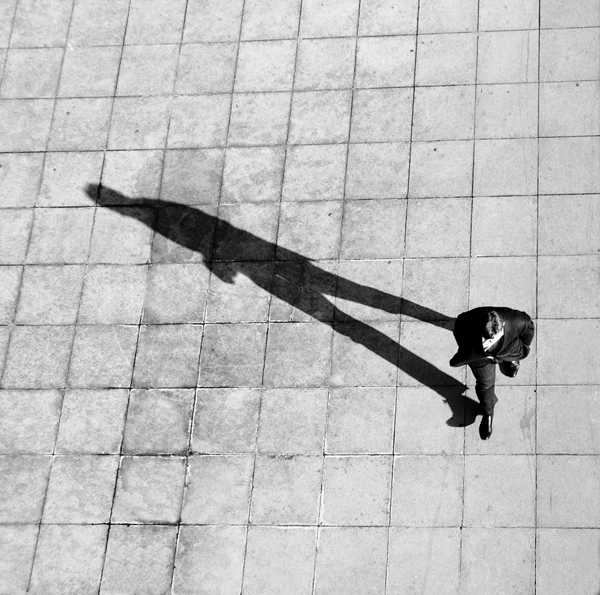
[449,306,535,367]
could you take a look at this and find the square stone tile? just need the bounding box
[479,0,539,30]
[331,320,399,386]
[541,0,600,27]
[540,81,600,137]
[418,0,478,32]
[326,387,395,454]
[183,0,244,42]
[29,525,107,595]
[123,389,194,454]
[346,142,410,199]
[0,47,63,97]
[477,31,539,84]
[320,455,392,525]
[0,455,51,522]
[394,386,467,454]
[461,528,535,595]
[133,324,203,388]
[10,0,71,47]
[537,386,600,454]
[264,322,332,387]
[314,528,388,595]
[16,265,84,325]
[173,526,246,595]
[355,36,416,88]
[243,527,316,595]
[222,146,284,203]
[391,455,463,526]
[89,207,154,264]
[0,266,20,324]
[463,455,536,526]
[162,148,224,204]
[536,529,600,595]
[108,97,170,150]
[539,255,600,318]
[55,389,128,454]
[43,455,119,523]
[250,455,322,524]
[387,528,461,594]
[341,199,406,259]
[300,0,360,37]
[472,196,537,256]
[58,46,121,97]
[181,454,253,523]
[68,325,138,388]
[116,44,178,96]
[350,87,413,142]
[409,140,473,198]
[0,526,38,594]
[465,385,536,454]
[469,256,537,316]
[296,38,356,91]
[215,202,279,261]
[125,0,186,44]
[539,195,600,255]
[359,0,417,34]
[0,99,54,151]
[101,526,177,595]
[79,265,147,324]
[277,201,342,260]
[68,0,129,46]
[242,0,301,39]
[0,153,44,207]
[405,198,471,256]
[540,28,600,82]
[289,90,352,144]
[539,137,600,194]
[416,33,477,85]
[282,144,347,201]
[101,150,163,200]
[38,151,104,207]
[538,455,600,527]
[176,42,237,94]
[192,388,261,453]
[402,258,469,322]
[112,456,186,523]
[413,85,475,141]
[0,0,17,47]
[205,263,271,323]
[27,207,95,264]
[228,92,290,146]
[476,83,538,139]
[2,326,73,389]
[169,95,232,149]
[0,209,32,264]
[398,320,464,387]
[48,98,113,151]
[143,264,209,323]
[0,389,62,454]
[198,323,267,387]
[258,388,328,454]
[236,40,296,92]
[474,139,538,196]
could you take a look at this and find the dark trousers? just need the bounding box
[468,359,519,415]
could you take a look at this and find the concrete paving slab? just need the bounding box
[0,265,21,324]
[0,153,44,207]
[0,525,37,594]
[0,47,63,98]
[236,40,297,93]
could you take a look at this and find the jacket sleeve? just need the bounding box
[452,313,471,349]
[518,311,535,357]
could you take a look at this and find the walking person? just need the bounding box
[449,307,535,440]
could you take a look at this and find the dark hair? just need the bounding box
[480,311,502,339]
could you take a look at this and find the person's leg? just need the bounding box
[468,360,498,415]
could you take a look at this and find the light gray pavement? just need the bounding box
[1,0,600,593]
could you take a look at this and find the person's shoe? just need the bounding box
[479,413,493,440]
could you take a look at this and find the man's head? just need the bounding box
[480,310,502,339]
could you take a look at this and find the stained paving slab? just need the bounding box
[1,0,600,593]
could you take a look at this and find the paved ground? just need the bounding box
[1,0,600,593]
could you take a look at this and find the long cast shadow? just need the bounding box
[86,184,479,426]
